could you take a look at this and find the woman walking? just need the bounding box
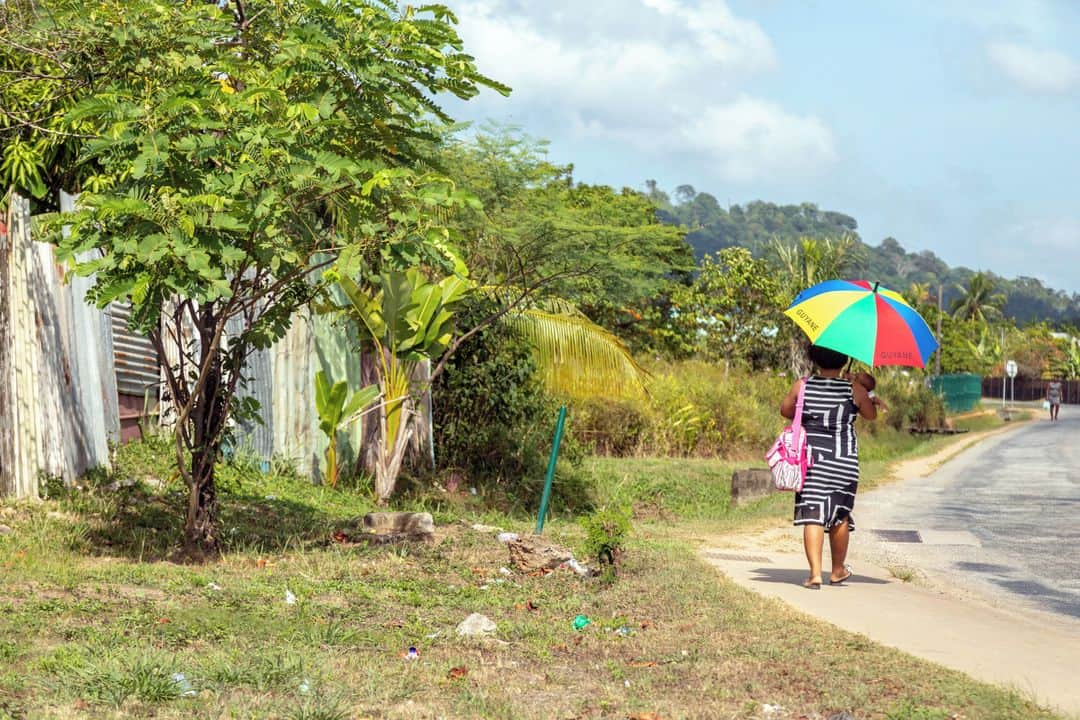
[1046,378,1063,421]
[779,344,879,588]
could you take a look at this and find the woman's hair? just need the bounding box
[807,344,849,370]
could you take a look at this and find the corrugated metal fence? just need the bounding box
[0,193,120,499]
[1,192,426,496]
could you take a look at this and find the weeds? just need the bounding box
[888,565,917,583]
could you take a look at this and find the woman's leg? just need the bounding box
[803,525,824,584]
[828,521,851,581]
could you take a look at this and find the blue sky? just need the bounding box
[444,0,1080,292]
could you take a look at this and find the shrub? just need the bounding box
[571,361,789,458]
[876,372,947,430]
[432,296,593,514]
[579,504,632,570]
[572,399,649,455]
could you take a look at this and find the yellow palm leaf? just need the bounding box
[505,305,647,401]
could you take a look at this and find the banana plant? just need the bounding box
[335,270,647,503]
[338,269,468,502]
[314,370,379,488]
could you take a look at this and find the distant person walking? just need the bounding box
[779,344,879,589]
[1046,378,1063,421]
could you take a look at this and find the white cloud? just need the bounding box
[980,215,1080,289]
[451,0,835,183]
[986,41,1080,94]
[678,98,836,182]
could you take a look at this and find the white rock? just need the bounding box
[0,525,12,535]
[284,589,297,605]
[456,613,497,637]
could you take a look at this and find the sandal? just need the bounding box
[803,578,822,590]
[830,564,853,585]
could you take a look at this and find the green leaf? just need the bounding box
[341,384,380,424]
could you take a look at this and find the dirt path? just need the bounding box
[700,418,1080,718]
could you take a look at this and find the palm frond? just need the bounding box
[505,307,647,401]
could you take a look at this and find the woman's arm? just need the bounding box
[779,380,802,420]
[853,381,878,421]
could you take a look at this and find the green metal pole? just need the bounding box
[535,405,568,535]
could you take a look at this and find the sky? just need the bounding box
[441,0,1080,293]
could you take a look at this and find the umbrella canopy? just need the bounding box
[784,279,939,367]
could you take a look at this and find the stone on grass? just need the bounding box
[0,524,12,535]
[828,712,858,720]
[363,512,434,536]
[506,535,573,573]
[456,613,497,638]
[350,512,435,544]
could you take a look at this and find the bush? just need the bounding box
[579,504,631,570]
[572,361,789,458]
[876,372,947,431]
[571,399,649,455]
[432,296,593,514]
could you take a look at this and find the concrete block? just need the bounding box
[362,512,435,537]
[730,468,777,506]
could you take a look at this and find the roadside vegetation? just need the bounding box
[0,412,1059,720]
[0,1,1070,718]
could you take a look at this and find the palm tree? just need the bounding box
[951,272,1006,323]
[769,234,864,294]
[769,234,865,373]
[505,298,646,401]
[904,282,932,312]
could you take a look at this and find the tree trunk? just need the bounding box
[0,199,14,497]
[184,465,218,556]
[373,395,414,504]
[182,308,228,557]
[788,336,812,377]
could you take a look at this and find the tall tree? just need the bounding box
[670,248,785,369]
[444,128,694,355]
[769,235,865,372]
[951,272,1007,324]
[6,0,505,554]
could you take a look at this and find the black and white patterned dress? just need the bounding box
[793,376,860,531]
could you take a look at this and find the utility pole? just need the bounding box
[935,284,943,376]
[1001,327,1006,408]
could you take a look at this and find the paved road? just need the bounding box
[704,417,1080,715]
[857,412,1080,621]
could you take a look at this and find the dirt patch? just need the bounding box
[2,580,168,607]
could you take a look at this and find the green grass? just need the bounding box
[0,413,1058,720]
[586,410,1016,528]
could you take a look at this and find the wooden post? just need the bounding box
[935,284,943,376]
[0,196,14,497]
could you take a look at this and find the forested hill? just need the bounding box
[647,183,1080,326]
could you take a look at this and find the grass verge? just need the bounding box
[0,412,1058,720]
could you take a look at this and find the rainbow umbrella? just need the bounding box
[784,279,939,368]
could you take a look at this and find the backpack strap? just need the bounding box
[793,377,809,471]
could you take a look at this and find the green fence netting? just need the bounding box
[930,373,983,412]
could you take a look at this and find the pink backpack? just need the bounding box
[765,378,813,492]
